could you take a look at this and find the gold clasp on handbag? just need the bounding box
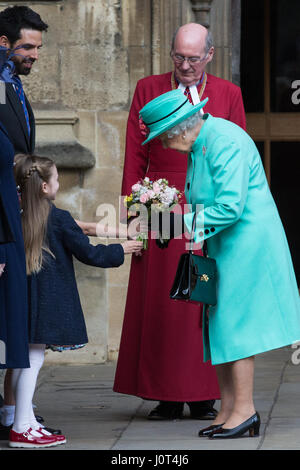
[200,274,209,282]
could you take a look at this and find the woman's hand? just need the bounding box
[0,263,5,277]
[121,240,143,255]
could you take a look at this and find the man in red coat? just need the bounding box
[113,23,246,420]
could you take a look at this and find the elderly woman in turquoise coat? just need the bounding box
[139,89,300,439]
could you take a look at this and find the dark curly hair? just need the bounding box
[0,6,48,45]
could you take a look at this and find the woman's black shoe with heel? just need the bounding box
[208,412,260,439]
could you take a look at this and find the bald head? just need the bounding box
[172,23,211,53]
[171,23,214,86]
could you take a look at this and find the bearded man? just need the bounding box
[0,5,48,154]
[0,5,48,437]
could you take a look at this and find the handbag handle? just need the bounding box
[189,211,208,257]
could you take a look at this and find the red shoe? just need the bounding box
[37,427,66,443]
[9,427,64,448]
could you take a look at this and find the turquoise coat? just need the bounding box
[183,114,300,365]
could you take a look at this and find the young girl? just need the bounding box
[9,154,143,448]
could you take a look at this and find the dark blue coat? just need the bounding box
[0,122,29,369]
[28,204,125,345]
[0,83,35,154]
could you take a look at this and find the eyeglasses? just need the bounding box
[171,52,209,65]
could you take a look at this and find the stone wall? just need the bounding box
[0,0,233,364]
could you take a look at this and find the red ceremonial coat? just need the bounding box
[113,71,246,401]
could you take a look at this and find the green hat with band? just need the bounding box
[140,89,208,145]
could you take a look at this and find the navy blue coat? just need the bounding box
[28,205,125,345]
[0,83,35,154]
[0,122,29,369]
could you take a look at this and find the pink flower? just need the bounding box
[153,182,161,194]
[139,118,149,136]
[132,183,141,192]
[147,190,155,199]
[140,193,149,203]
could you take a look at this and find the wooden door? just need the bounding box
[241,0,300,283]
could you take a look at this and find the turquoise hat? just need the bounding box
[140,89,208,145]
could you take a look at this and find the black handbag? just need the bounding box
[169,212,217,306]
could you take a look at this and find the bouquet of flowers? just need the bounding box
[124,177,181,249]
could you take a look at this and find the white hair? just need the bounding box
[166,110,203,139]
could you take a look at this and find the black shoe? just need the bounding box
[187,400,218,420]
[35,415,44,424]
[198,423,224,437]
[147,401,184,420]
[0,423,12,440]
[209,412,261,439]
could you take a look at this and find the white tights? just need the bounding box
[11,344,46,433]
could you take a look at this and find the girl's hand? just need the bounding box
[75,220,98,237]
[127,214,148,240]
[121,240,143,255]
[0,263,5,277]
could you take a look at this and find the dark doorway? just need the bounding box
[241,0,300,283]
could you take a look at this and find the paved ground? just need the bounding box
[1,346,300,455]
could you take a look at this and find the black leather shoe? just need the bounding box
[198,423,224,437]
[209,412,261,439]
[148,401,184,420]
[187,400,218,420]
[35,415,44,424]
[0,423,11,440]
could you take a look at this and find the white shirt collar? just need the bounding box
[177,82,201,106]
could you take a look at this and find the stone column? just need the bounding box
[190,0,213,28]
[205,0,232,80]
[231,0,242,85]
[151,0,194,75]
[122,0,152,102]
